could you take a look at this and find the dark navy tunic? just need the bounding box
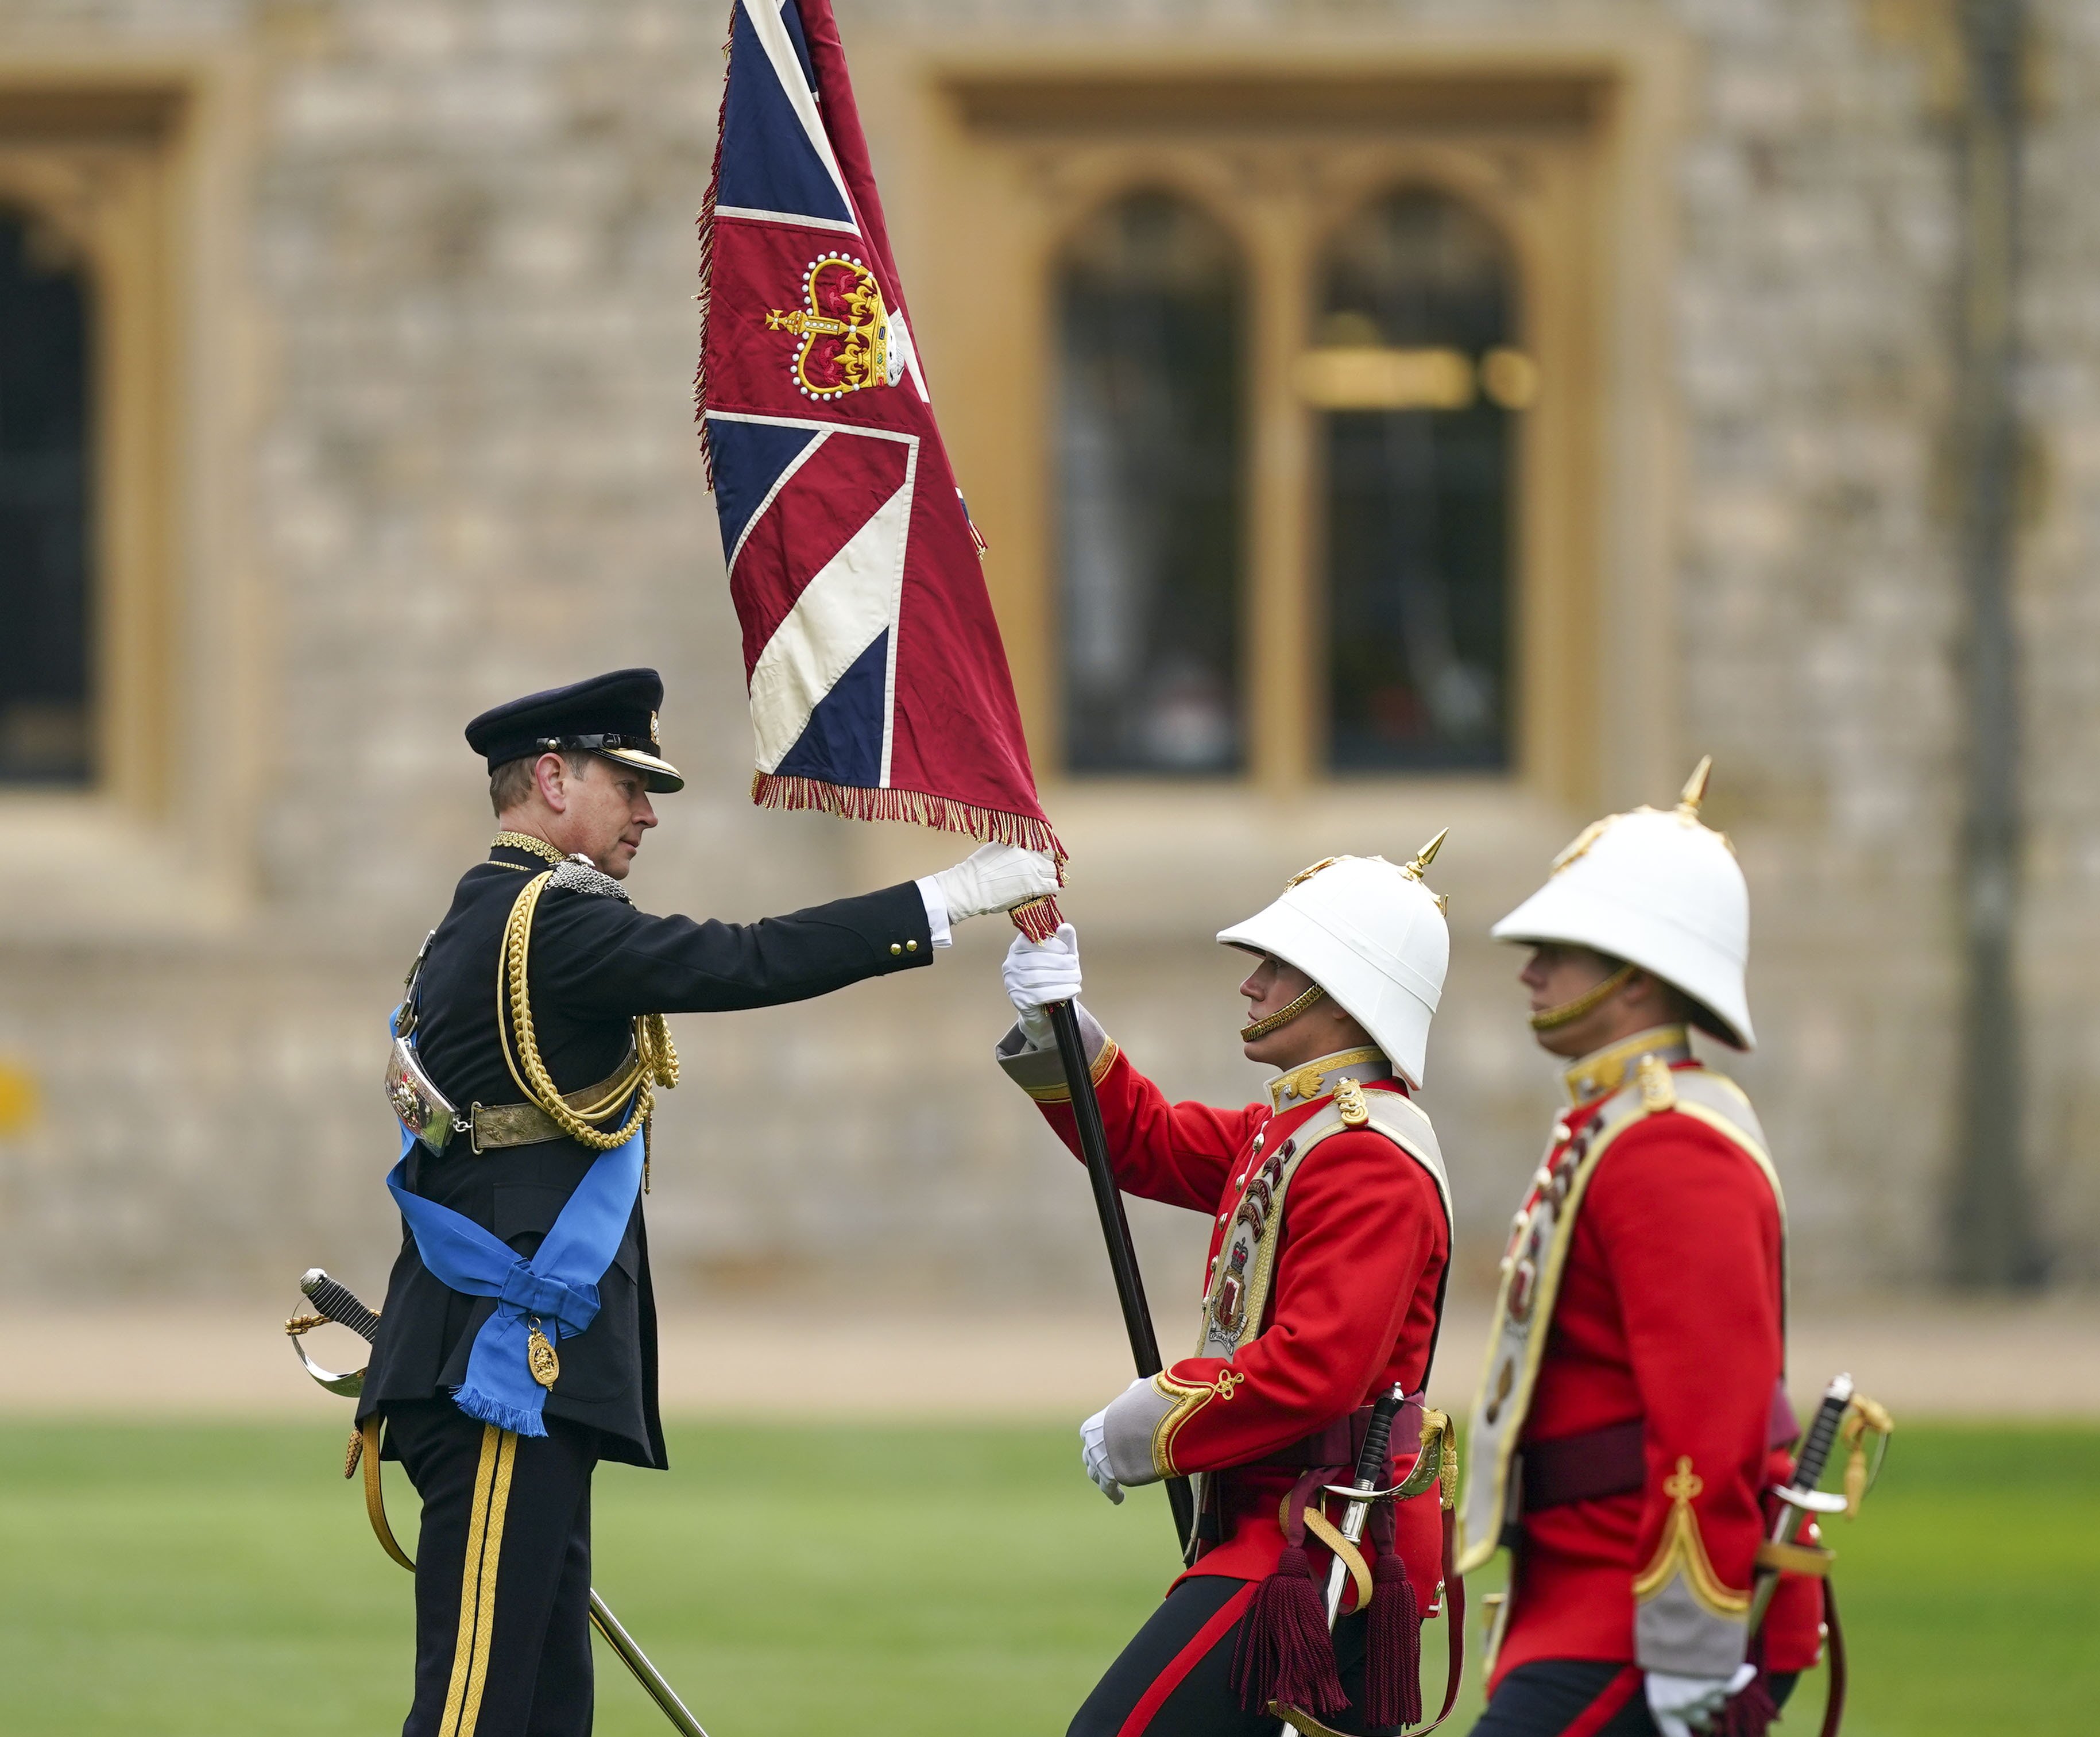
[358,841,933,1466]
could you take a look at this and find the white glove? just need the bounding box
[1003,924,1082,1046]
[1645,1665,1757,1737]
[1080,1405,1124,1504]
[928,843,1059,925]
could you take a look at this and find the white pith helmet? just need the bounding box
[1490,759,1755,1049]
[1217,834,1452,1089]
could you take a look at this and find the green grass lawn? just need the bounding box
[0,1419,2090,1735]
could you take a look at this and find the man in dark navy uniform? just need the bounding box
[360,668,1055,1737]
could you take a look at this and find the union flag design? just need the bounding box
[696,0,1061,868]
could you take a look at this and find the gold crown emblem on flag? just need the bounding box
[764,254,900,400]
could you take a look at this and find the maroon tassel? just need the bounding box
[1231,1544,1349,1717]
[1365,1549,1423,1730]
[1718,1667,1780,1737]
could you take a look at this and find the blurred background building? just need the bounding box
[0,0,2094,1318]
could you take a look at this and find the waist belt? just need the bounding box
[1191,1394,1430,1548]
[466,1055,639,1154]
[1255,1397,1428,1471]
[1521,1379,1802,1512]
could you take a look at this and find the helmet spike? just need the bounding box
[1400,827,1449,882]
[1677,756,1714,818]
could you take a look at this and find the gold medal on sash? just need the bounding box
[527,1321,560,1389]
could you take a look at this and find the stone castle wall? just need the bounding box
[1,0,2095,1306]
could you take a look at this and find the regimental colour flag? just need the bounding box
[696,0,1061,869]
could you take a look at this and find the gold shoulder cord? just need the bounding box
[496,872,679,1180]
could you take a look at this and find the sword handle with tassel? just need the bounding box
[1747,1372,1856,1634]
[290,1269,712,1737]
[1322,1383,1406,1624]
[1736,1373,1893,1737]
[1013,896,1197,1554]
[1279,1390,1456,1737]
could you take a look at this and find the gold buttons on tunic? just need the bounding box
[890,943,902,955]
[906,939,918,951]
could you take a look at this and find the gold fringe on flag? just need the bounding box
[751,773,1065,865]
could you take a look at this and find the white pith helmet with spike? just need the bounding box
[1217,833,1452,1089]
[1490,758,1755,1049]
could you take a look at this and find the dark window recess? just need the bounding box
[1318,189,1516,773]
[0,209,93,786]
[1058,191,1244,775]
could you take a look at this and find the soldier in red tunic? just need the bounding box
[998,843,1461,1737]
[1459,763,1826,1737]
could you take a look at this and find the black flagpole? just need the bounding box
[1046,996,1197,1552]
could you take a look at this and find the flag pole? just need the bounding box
[1044,996,1197,1553]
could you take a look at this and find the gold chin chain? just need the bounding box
[493,830,568,868]
[1530,962,1637,1032]
[1241,982,1326,1042]
[497,873,679,1157]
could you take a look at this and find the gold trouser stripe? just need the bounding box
[439,1425,519,1737]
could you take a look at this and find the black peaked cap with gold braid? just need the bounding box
[466,667,683,792]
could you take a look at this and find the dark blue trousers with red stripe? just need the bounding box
[1468,1661,1798,1736]
[1070,1576,1381,1737]
[1070,1580,1799,1737]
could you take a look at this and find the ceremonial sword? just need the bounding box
[288,1269,711,1737]
[1279,1385,1452,1737]
[1320,1384,1407,1626]
[1747,1371,1855,1634]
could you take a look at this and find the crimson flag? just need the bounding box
[695,0,1062,898]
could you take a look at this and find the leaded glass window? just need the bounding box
[1313,189,1521,773]
[1057,191,1244,775]
[0,208,92,786]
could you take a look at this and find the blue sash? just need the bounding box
[384,1022,643,1436]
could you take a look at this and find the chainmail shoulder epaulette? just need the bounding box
[548,854,632,903]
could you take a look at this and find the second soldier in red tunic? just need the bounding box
[1459,763,1827,1737]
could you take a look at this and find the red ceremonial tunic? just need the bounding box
[1033,1043,1451,1608]
[1491,1054,1825,1692]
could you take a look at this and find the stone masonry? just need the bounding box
[0,0,2095,1312]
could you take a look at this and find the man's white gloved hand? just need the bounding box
[1080,1404,1124,1504]
[1645,1664,1757,1737]
[929,843,1059,924]
[1003,924,1082,1046]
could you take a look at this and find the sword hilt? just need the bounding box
[300,1268,382,1345]
[1353,1384,1406,1490]
[1748,1371,1856,1637]
[1789,1371,1855,1494]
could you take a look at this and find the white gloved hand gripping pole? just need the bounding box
[1003,924,1082,1046]
[1007,893,1196,1557]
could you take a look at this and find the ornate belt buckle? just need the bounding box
[385,1034,460,1155]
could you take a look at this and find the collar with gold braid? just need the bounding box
[1267,1045,1387,1112]
[496,866,678,1185]
[1560,1024,1691,1106]
[492,829,568,868]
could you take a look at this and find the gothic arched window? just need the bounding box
[1312,188,1523,773]
[1057,191,1245,775]
[0,207,92,785]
